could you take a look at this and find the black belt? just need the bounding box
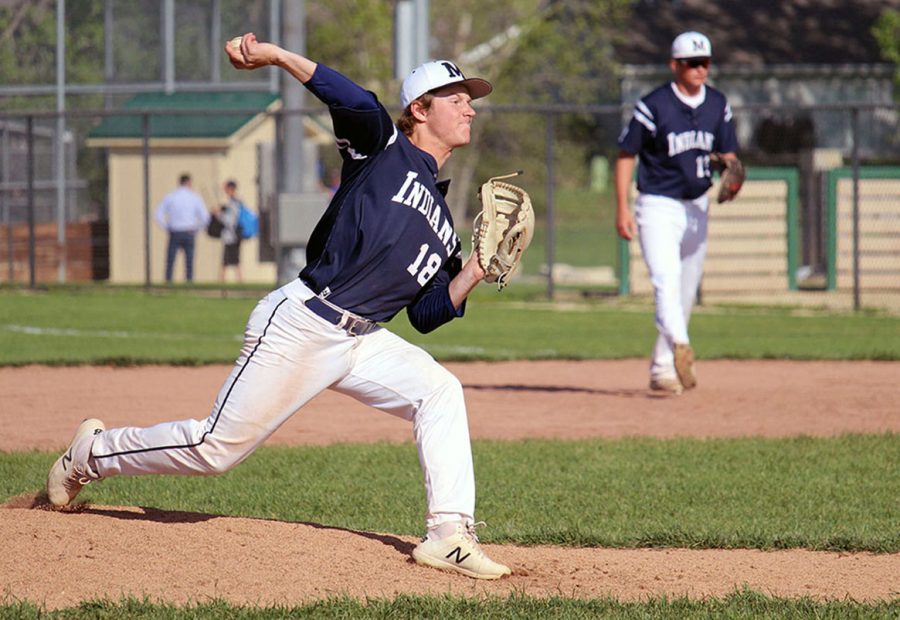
[304,296,379,336]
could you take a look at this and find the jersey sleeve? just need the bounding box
[716,100,739,154]
[304,63,395,158]
[405,254,465,333]
[618,98,655,155]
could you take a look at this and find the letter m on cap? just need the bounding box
[440,61,464,79]
[692,38,707,53]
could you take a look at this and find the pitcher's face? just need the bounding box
[425,84,477,149]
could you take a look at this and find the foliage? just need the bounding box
[489,0,631,106]
[0,0,58,87]
[428,1,634,218]
[307,1,395,91]
[0,0,102,111]
[872,8,900,92]
[0,1,634,226]
[0,0,396,106]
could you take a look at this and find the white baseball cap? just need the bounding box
[671,31,712,59]
[400,60,492,109]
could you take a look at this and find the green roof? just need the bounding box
[89,91,279,139]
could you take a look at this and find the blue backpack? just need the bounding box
[237,204,259,239]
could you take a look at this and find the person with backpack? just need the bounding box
[216,179,255,283]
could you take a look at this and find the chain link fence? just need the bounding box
[1,101,898,312]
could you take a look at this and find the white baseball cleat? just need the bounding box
[412,521,511,580]
[649,375,683,395]
[46,418,105,507]
[674,343,697,389]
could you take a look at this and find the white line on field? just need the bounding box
[423,345,559,357]
[2,324,242,342]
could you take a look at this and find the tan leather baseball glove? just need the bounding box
[473,171,534,290]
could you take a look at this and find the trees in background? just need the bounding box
[872,8,900,94]
[0,0,632,221]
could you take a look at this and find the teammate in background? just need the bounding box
[47,34,510,580]
[217,180,245,283]
[155,173,211,283]
[614,32,739,395]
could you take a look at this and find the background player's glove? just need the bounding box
[710,153,746,203]
[473,171,534,290]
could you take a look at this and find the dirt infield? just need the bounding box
[2,360,899,609]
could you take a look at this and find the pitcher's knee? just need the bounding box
[192,440,250,475]
[415,369,466,420]
[429,369,464,404]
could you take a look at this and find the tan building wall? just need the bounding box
[98,115,278,285]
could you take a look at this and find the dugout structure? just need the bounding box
[86,92,333,285]
[86,91,278,285]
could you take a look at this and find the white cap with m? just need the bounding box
[671,31,712,59]
[400,60,493,109]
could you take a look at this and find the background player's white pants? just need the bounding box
[90,279,475,530]
[635,193,708,379]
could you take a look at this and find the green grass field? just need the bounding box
[3,436,897,552]
[4,591,899,619]
[1,285,898,364]
[2,286,898,616]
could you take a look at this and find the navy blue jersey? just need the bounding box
[618,83,738,200]
[299,64,464,332]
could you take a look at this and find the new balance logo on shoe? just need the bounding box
[412,521,511,579]
[445,546,471,564]
[61,450,73,471]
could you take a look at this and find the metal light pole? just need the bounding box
[394,0,430,80]
[56,0,67,282]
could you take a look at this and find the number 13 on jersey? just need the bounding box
[696,154,712,179]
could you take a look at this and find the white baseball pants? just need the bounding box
[635,193,708,380]
[90,278,475,529]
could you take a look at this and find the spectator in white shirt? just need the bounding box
[155,174,211,283]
